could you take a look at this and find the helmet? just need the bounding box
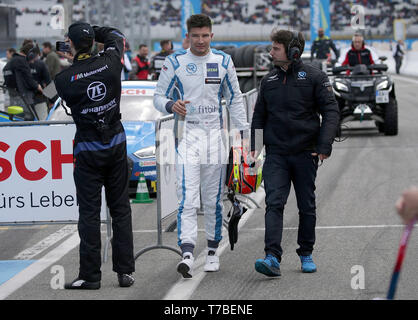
[226,146,263,194]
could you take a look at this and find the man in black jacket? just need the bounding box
[3,43,43,120]
[28,45,51,119]
[54,22,135,289]
[251,29,339,277]
[150,39,173,80]
[311,28,339,61]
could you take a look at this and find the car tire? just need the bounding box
[383,97,398,136]
[375,121,384,133]
[235,45,248,68]
[243,45,257,67]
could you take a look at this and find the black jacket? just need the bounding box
[311,36,339,60]
[3,53,39,94]
[55,26,125,144]
[251,60,340,156]
[30,59,51,88]
[150,50,171,79]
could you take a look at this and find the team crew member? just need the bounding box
[251,29,339,277]
[42,42,62,80]
[393,40,405,75]
[28,45,50,120]
[3,42,43,120]
[341,33,375,67]
[54,22,135,289]
[311,28,339,61]
[154,14,249,278]
[129,44,150,80]
[150,40,173,80]
[6,48,16,61]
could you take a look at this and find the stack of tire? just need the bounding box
[214,45,272,93]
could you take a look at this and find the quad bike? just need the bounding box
[331,61,398,136]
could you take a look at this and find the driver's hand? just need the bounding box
[172,100,190,116]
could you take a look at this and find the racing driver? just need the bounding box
[154,14,249,278]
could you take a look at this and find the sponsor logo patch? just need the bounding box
[186,63,197,74]
[297,71,307,80]
[205,78,221,84]
[87,81,107,102]
[71,65,109,82]
[206,63,219,77]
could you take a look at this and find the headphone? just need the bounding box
[26,44,39,62]
[287,31,301,62]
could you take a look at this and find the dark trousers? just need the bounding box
[74,139,135,282]
[263,151,319,262]
[394,56,403,74]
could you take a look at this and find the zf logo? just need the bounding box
[87,81,107,102]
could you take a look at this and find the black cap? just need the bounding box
[68,21,94,47]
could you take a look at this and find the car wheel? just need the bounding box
[235,45,248,68]
[383,97,398,136]
[375,121,384,133]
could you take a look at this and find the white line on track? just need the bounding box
[129,224,417,234]
[0,232,80,300]
[245,224,418,231]
[163,189,266,300]
[14,225,77,260]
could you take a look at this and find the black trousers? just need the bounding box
[394,56,403,74]
[263,151,319,262]
[73,139,135,282]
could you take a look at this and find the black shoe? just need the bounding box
[64,278,101,290]
[118,273,135,287]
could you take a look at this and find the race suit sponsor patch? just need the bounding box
[80,98,117,115]
[205,78,221,84]
[206,63,219,77]
[71,65,109,82]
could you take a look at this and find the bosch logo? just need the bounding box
[186,63,197,74]
[87,81,107,101]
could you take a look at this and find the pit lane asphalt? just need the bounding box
[1,75,417,300]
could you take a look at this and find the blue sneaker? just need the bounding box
[255,254,281,277]
[299,255,317,273]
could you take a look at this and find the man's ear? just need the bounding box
[69,39,76,55]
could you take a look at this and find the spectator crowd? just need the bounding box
[2,0,418,39]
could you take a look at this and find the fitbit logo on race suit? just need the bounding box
[188,105,219,114]
[87,81,107,102]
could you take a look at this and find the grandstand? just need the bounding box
[3,0,418,42]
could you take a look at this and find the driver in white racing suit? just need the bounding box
[154,14,249,278]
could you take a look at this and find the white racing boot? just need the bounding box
[177,253,194,278]
[204,250,220,272]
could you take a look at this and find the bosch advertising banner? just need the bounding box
[181,0,201,39]
[0,124,106,224]
[310,0,331,41]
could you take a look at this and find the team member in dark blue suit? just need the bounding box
[251,29,339,276]
[55,22,135,289]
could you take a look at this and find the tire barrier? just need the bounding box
[213,45,273,94]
